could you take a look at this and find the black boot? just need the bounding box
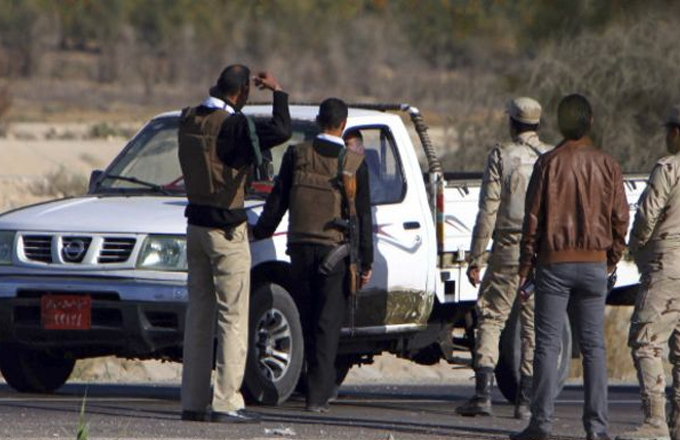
[509,425,549,440]
[514,375,533,419]
[456,368,493,417]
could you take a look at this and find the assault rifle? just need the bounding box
[340,170,361,296]
[318,170,361,332]
[319,217,360,294]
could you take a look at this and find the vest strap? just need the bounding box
[246,116,263,166]
[337,148,347,183]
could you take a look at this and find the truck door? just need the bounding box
[344,125,432,331]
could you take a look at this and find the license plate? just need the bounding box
[41,295,92,330]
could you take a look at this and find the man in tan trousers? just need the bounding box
[178,65,291,423]
[457,98,551,419]
[618,106,680,440]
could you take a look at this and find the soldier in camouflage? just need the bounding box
[617,106,680,440]
[456,98,552,419]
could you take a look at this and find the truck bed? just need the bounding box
[438,172,647,302]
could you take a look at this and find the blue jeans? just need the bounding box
[530,262,608,435]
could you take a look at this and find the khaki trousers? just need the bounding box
[474,263,535,376]
[629,271,680,404]
[181,223,251,413]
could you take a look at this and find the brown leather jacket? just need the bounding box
[518,137,630,277]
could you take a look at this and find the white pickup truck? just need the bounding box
[0,103,645,405]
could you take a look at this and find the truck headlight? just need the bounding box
[0,231,14,265]
[136,235,187,271]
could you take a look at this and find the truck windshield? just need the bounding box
[94,116,318,195]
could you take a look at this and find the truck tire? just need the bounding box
[243,282,304,405]
[0,344,75,393]
[495,305,571,403]
[411,344,443,366]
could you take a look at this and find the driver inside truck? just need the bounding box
[344,129,386,204]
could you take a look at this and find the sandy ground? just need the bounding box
[67,354,474,387]
[0,122,125,211]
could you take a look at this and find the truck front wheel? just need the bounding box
[243,282,304,405]
[495,306,571,403]
[0,344,75,393]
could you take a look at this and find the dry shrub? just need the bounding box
[30,167,88,198]
[0,84,11,120]
[527,13,680,172]
[71,357,181,383]
[78,152,101,168]
[88,122,135,139]
[569,306,674,383]
[441,11,680,174]
[570,306,637,381]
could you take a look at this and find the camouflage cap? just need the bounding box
[506,97,542,125]
[666,105,680,126]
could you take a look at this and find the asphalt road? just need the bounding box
[0,382,645,440]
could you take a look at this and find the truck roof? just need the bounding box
[153,104,398,123]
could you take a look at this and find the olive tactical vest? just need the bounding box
[288,141,364,246]
[178,107,248,210]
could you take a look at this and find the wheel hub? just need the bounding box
[255,308,293,383]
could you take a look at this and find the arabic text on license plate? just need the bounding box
[41,295,92,330]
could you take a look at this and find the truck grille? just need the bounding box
[20,234,137,265]
[22,235,52,263]
[99,238,136,263]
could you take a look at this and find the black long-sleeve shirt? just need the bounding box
[185,91,291,228]
[253,139,374,271]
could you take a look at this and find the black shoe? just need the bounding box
[211,409,261,424]
[305,402,330,413]
[587,432,611,440]
[514,402,531,420]
[328,385,340,403]
[181,410,208,422]
[509,426,550,440]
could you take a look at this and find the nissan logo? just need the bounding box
[62,240,86,262]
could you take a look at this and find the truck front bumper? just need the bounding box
[0,275,187,359]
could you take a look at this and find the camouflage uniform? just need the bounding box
[470,133,550,377]
[619,106,680,440]
[457,97,551,419]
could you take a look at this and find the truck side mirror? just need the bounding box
[88,170,103,193]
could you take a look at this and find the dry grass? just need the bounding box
[0,83,10,120]
[527,14,680,173]
[441,13,680,173]
[70,358,182,384]
[29,166,88,198]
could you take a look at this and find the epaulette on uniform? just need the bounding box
[654,155,680,173]
[656,155,680,166]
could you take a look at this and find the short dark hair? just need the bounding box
[558,94,592,140]
[510,118,539,134]
[343,129,363,141]
[316,98,348,130]
[210,64,250,97]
